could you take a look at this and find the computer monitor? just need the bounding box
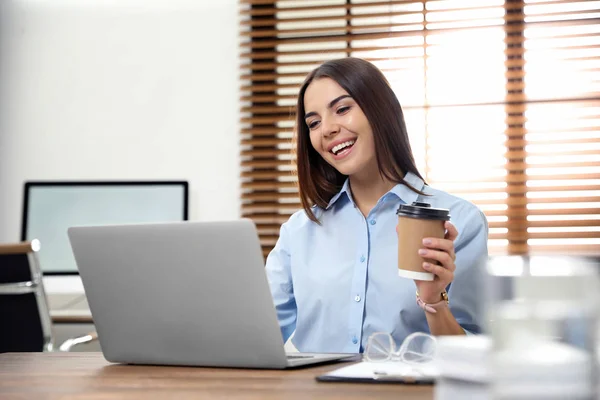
[21,181,188,275]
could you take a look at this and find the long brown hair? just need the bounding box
[295,57,425,223]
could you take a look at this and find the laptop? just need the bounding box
[67,219,355,369]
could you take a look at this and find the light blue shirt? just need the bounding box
[265,172,489,353]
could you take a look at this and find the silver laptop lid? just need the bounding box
[68,220,288,368]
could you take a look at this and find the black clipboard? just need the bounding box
[316,373,434,384]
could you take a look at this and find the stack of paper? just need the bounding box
[318,361,438,383]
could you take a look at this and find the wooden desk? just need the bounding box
[48,294,93,324]
[0,353,433,399]
[50,311,93,324]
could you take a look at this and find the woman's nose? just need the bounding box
[321,117,340,137]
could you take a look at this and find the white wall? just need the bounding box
[0,0,241,243]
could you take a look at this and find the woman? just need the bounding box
[265,58,488,354]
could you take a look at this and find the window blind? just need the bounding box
[239,0,600,257]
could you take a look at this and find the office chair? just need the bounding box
[0,240,53,352]
[0,240,96,353]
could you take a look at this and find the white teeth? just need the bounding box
[331,140,355,155]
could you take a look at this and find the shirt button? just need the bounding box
[354,295,361,302]
[360,255,365,263]
[370,219,376,225]
[352,337,358,344]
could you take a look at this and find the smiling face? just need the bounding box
[294,58,425,222]
[303,77,378,178]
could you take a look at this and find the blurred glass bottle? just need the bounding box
[485,256,599,400]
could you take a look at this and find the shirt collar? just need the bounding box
[389,171,425,205]
[324,172,425,210]
[325,178,352,210]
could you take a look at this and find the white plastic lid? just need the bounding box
[435,335,491,383]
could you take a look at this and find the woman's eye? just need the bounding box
[336,106,350,114]
[307,120,320,129]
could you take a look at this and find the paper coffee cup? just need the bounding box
[396,201,450,281]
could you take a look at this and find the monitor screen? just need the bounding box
[21,181,188,275]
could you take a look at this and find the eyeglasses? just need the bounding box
[364,332,437,365]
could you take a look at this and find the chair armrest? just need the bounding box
[0,241,40,255]
[0,281,37,294]
[58,331,98,352]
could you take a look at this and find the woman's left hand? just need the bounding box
[414,221,459,304]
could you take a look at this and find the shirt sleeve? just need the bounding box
[448,206,489,334]
[264,221,297,343]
